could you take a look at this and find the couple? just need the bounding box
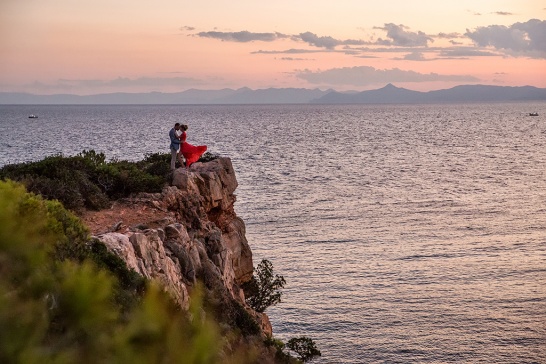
[169,123,207,170]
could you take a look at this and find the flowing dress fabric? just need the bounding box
[180,131,207,167]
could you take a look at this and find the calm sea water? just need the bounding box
[1,103,545,363]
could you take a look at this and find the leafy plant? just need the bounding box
[264,336,293,363]
[198,152,220,163]
[0,150,168,211]
[137,152,172,177]
[242,259,286,313]
[0,180,252,363]
[287,337,322,363]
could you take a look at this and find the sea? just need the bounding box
[1,103,545,363]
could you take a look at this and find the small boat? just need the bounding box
[529,112,538,116]
[28,114,38,118]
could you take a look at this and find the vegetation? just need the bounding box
[264,337,294,363]
[246,260,321,363]
[0,180,247,363]
[198,151,220,163]
[242,259,286,313]
[0,150,221,212]
[286,337,321,363]
[264,336,321,363]
[0,152,320,363]
[0,150,173,211]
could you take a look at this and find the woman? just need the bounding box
[179,124,207,168]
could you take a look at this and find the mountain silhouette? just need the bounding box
[1,84,545,104]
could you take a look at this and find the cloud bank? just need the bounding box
[465,19,546,57]
[194,24,436,49]
[196,31,288,42]
[194,19,546,60]
[25,76,203,93]
[295,66,479,86]
[374,23,433,46]
[297,31,368,49]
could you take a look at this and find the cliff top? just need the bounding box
[79,157,236,235]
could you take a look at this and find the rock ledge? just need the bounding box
[93,158,271,336]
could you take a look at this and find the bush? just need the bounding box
[89,239,147,313]
[231,300,261,336]
[198,152,220,163]
[0,149,223,212]
[242,259,286,313]
[0,150,169,211]
[287,337,321,363]
[138,152,172,177]
[264,336,293,363]
[0,180,249,363]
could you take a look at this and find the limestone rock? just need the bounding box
[255,312,273,338]
[96,232,140,273]
[95,157,271,338]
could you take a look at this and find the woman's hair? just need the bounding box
[181,124,188,131]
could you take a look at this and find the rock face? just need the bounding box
[95,158,270,335]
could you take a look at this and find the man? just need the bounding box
[169,122,181,170]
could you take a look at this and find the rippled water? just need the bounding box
[1,103,545,363]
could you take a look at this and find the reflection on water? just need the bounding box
[1,103,545,363]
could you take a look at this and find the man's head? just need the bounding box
[174,122,180,130]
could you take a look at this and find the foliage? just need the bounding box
[264,336,293,363]
[198,152,220,163]
[0,150,169,211]
[264,336,321,363]
[202,282,261,338]
[0,180,249,363]
[286,337,321,363]
[0,150,222,212]
[231,300,261,336]
[88,239,147,313]
[44,198,92,261]
[137,152,172,177]
[242,259,286,313]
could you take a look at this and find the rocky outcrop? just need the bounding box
[94,158,271,335]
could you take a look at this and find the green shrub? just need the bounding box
[202,283,261,338]
[199,152,220,163]
[242,259,286,313]
[231,300,261,336]
[89,239,147,313]
[287,337,321,363]
[264,336,293,363]
[106,161,164,198]
[138,152,172,177]
[0,180,248,363]
[0,149,222,212]
[0,150,169,211]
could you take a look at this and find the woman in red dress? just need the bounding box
[179,124,207,168]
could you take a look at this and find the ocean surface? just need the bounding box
[1,103,545,363]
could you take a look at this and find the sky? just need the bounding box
[1,0,545,95]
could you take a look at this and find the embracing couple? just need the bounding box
[169,123,207,170]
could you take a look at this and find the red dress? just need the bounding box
[179,131,207,167]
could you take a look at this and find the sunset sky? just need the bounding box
[1,0,545,95]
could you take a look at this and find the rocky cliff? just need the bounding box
[93,157,272,337]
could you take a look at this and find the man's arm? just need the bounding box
[169,129,180,144]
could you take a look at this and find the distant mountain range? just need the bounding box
[1,84,545,105]
[314,84,546,104]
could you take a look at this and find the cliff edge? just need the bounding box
[88,157,272,338]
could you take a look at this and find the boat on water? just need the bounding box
[28,114,38,119]
[529,112,539,116]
